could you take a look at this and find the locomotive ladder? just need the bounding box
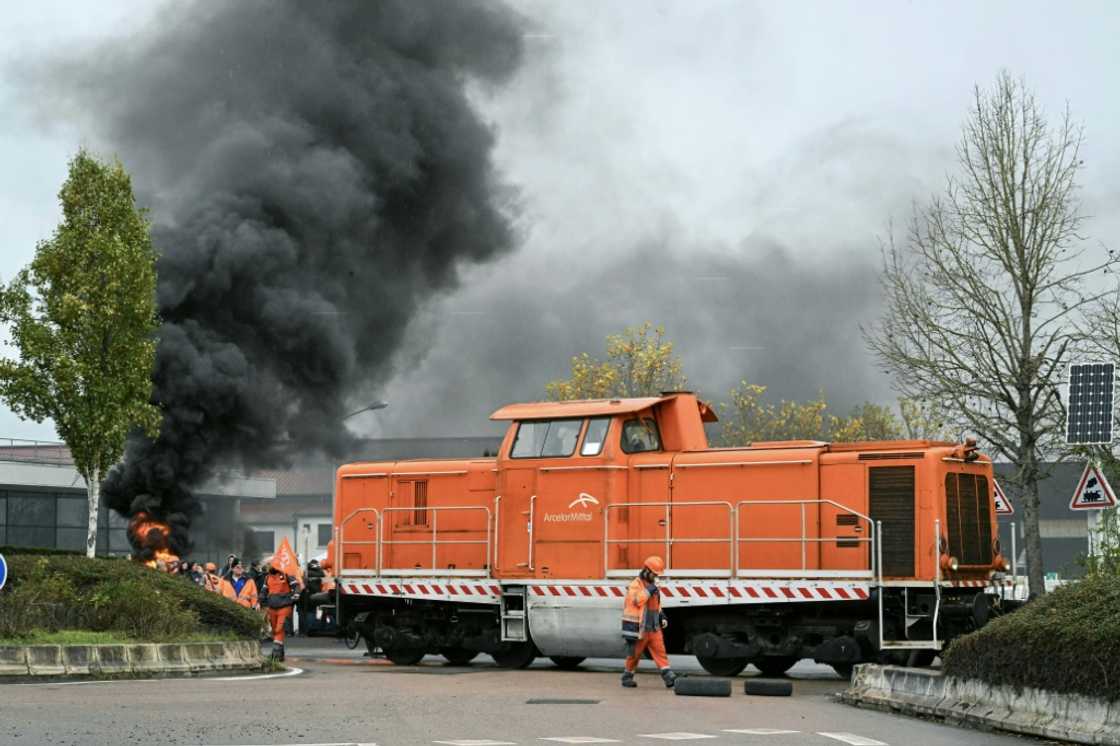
[875,518,943,652]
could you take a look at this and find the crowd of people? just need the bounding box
[150,553,333,660]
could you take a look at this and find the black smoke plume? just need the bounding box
[42,1,524,554]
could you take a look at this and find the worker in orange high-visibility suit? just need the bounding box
[229,559,259,610]
[260,565,301,661]
[620,555,677,689]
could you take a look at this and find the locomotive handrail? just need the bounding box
[735,499,876,579]
[378,505,492,578]
[603,500,735,578]
[338,507,381,577]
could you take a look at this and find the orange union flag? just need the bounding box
[271,537,303,581]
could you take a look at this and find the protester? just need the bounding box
[261,562,302,661]
[190,562,206,586]
[203,561,236,600]
[620,555,677,689]
[220,553,238,580]
[229,559,259,610]
[299,559,326,634]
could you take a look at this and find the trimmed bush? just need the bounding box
[0,554,263,641]
[942,576,1120,702]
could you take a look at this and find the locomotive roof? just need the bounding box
[490,396,668,420]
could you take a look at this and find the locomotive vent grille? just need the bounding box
[869,466,915,576]
[858,452,923,460]
[945,473,993,566]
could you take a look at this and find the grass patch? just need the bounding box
[942,575,1120,702]
[0,553,265,643]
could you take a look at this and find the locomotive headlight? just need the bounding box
[951,557,960,571]
[940,554,960,572]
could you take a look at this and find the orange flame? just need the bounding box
[129,511,180,568]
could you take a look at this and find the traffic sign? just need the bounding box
[993,480,1014,515]
[1066,362,1115,444]
[1070,463,1118,510]
[0,552,7,592]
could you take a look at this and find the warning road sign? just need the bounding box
[1070,463,1118,511]
[993,480,1014,515]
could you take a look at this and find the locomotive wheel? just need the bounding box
[549,656,586,670]
[696,656,749,677]
[384,647,426,666]
[752,656,799,676]
[440,647,478,666]
[492,641,537,669]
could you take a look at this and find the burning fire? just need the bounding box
[129,511,180,568]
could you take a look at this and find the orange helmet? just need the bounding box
[643,556,665,575]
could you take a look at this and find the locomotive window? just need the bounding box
[511,419,582,458]
[581,417,611,456]
[621,418,661,453]
[541,419,582,457]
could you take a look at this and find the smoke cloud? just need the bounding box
[35,1,524,553]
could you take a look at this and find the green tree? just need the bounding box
[547,322,686,400]
[0,150,161,557]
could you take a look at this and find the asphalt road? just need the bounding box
[0,638,1052,746]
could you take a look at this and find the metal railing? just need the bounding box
[602,498,875,579]
[378,505,492,577]
[338,507,381,576]
[736,499,876,578]
[603,500,735,578]
[0,437,72,466]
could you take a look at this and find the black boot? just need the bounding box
[272,643,285,662]
[621,670,637,688]
[660,668,677,688]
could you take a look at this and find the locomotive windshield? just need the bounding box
[511,418,583,458]
[621,417,661,453]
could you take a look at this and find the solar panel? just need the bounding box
[1066,362,1115,444]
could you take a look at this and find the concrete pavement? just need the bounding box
[0,638,1052,746]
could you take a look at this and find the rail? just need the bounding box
[735,499,876,578]
[603,501,735,578]
[338,507,381,577]
[379,505,492,577]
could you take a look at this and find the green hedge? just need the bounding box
[0,553,263,642]
[942,576,1120,702]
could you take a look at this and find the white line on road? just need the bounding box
[722,730,800,735]
[540,739,621,743]
[12,666,304,687]
[186,743,375,746]
[818,734,888,746]
[638,735,718,741]
[433,741,517,745]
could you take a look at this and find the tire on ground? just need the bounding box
[674,677,732,697]
[744,678,793,696]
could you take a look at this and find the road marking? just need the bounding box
[540,739,621,744]
[433,741,517,745]
[187,743,375,746]
[722,730,800,735]
[638,735,718,741]
[12,666,304,687]
[817,734,887,746]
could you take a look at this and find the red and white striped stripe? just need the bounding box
[340,578,872,606]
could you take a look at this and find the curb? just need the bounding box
[839,664,1120,745]
[0,640,265,680]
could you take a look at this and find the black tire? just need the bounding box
[383,647,426,666]
[831,663,854,680]
[440,647,478,666]
[492,641,537,669]
[549,656,585,670]
[744,678,793,697]
[674,677,732,697]
[752,656,799,676]
[344,626,362,650]
[696,656,749,677]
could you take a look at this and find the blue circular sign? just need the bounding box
[0,552,6,592]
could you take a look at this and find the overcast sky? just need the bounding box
[2,1,1119,443]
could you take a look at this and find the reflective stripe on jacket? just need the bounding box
[621,577,661,640]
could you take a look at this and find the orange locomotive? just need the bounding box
[331,393,1015,676]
